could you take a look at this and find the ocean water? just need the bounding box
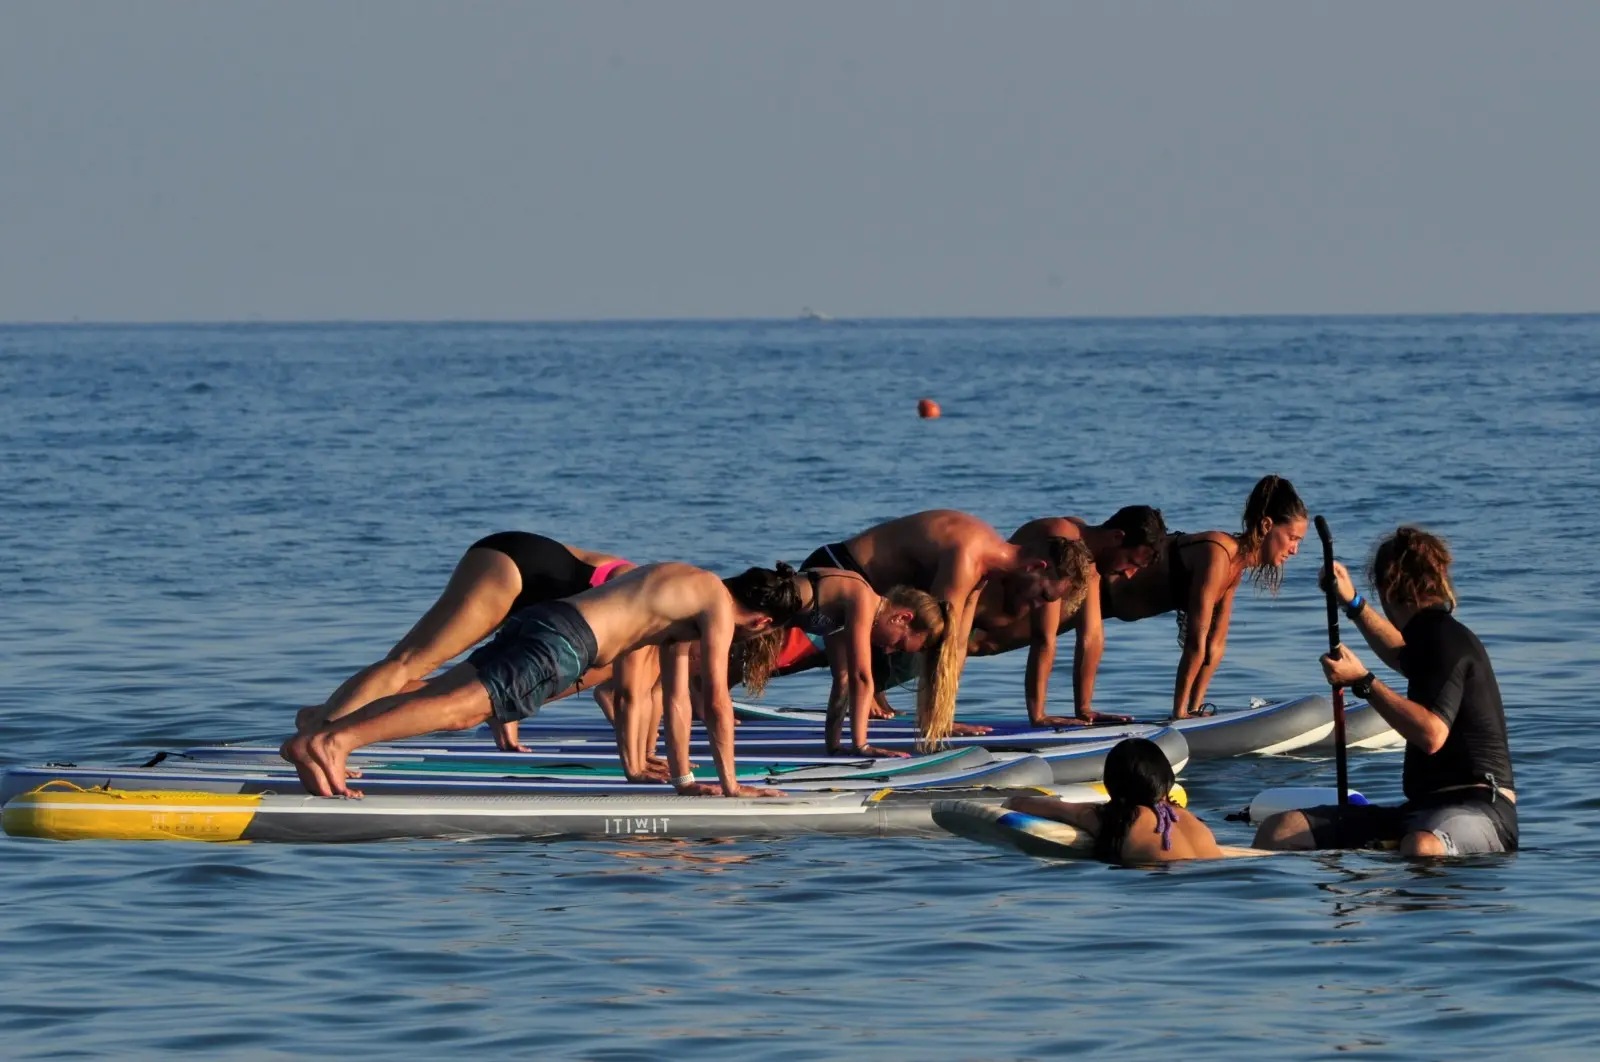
[1,316,1597,1060]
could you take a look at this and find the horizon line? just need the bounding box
[3,309,1598,328]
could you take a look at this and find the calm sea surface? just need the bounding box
[1,317,1597,1060]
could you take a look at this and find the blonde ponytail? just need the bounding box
[916,599,964,750]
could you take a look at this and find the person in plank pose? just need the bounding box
[1101,476,1308,719]
[281,562,804,800]
[801,510,1083,744]
[1254,527,1517,856]
[735,570,950,757]
[969,506,1168,726]
[1004,738,1223,864]
[299,531,638,754]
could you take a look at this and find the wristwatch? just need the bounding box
[1344,593,1367,621]
[1350,672,1376,701]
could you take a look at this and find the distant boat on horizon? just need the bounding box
[798,307,834,322]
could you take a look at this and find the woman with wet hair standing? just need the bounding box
[1102,475,1309,719]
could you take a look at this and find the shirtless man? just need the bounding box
[802,510,1081,743]
[281,562,804,799]
[969,506,1167,726]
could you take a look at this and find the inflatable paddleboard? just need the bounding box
[932,799,1268,862]
[3,784,1077,844]
[178,730,1189,786]
[731,695,1336,760]
[1238,786,1371,825]
[0,749,1056,804]
[371,719,1165,749]
[1302,700,1404,752]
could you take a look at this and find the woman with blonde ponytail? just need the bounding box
[731,568,948,757]
[1102,476,1308,719]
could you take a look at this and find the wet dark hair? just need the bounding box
[1369,526,1455,612]
[1238,474,1306,593]
[1035,536,1087,581]
[1101,505,1168,551]
[1094,738,1175,862]
[723,562,804,625]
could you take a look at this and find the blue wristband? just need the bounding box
[1344,593,1365,618]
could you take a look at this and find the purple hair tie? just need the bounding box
[1154,801,1179,851]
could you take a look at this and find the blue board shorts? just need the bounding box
[467,601,600,723]
[1301,792,1518,855]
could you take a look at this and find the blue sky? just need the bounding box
[2,1,1597,320]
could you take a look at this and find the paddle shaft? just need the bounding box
[1314,515,1350,807]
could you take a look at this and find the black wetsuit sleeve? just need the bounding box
[1400,619,1468,727]
[1414,655,1470,728]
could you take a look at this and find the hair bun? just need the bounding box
[775,561,796,578]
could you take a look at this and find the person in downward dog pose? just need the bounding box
[281,562,804,799]
[802,510,1084,745]
[1101,476,1308,719]
[969,506,1167,726]
[1004,738,1222,864]
[736,570,950,757]
[300,531,637,752]
[1255,527,1517,856]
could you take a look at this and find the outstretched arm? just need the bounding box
[1186,588,1235,714]
[843,595,905,757]
[823,635,850,753]
[1006,794,1103,832]
[1070,577,1126,723]
[1173,552,1233,719]
[693,599,781,798]
[660,642,700,789]
[612,648,666,782]
[1023,598,1069,727]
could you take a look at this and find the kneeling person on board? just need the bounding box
[969,505,1167,726]
[1005,738,1222,864]
[281,562,805,800]
[1254,527,1517,856]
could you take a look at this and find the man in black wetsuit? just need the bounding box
[1254,525,1517,857]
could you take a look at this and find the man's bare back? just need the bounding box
[844,510,1014,591]
[576,562,731,665]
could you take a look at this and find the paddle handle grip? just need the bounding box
[1314,515,1350,808]
[1314,515,1340,654]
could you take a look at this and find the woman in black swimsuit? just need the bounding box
[301,532,634,745]
[1101,476,1308,718]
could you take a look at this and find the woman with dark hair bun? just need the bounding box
[1101,475,1308,719]
[1003,738,1223,864]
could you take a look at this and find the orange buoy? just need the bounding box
[917,398,942,419]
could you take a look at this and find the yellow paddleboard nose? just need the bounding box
[2,784,260,842]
